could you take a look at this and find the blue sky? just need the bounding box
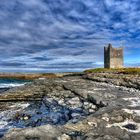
[0,0,139,72]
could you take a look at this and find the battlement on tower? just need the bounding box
[104,43,123,68]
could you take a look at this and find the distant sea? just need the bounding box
[0,79,30,93]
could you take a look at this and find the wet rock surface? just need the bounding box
[0,74,140,140]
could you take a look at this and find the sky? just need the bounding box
[0,0,139,73]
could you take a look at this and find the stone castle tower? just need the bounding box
[104,43,123,68]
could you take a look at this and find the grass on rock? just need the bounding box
[84,68,140,75]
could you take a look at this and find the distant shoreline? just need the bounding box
[0,67,139,80]
[0,72,82,80]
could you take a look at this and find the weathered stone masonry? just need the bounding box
[104,43,123,68]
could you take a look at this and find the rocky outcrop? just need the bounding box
[0,74,140,140]
[84,73,140,90]
[1,125,62,140]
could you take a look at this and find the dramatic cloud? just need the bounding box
[0,0,139,72]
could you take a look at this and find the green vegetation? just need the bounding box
[84,68,140,75]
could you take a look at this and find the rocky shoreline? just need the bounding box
[0,73,140,140]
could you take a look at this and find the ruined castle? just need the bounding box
[104,44,123,68]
